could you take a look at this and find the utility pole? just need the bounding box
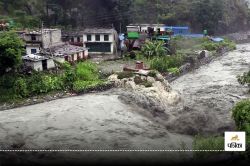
[120,22,122,34]
[157,0,159,27]
[41,21,44,51]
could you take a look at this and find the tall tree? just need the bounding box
[0,31,25,74]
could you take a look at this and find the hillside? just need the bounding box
[0,0,250,34]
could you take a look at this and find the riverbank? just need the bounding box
[0,42,249,165]
[0,43,249,165]
[0,43,234,111]
[109,43,250,136]
[0,82,114,111]
[166,47,231,82]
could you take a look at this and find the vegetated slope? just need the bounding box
[1,0,250,34]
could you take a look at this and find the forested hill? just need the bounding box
[1,0,250,34]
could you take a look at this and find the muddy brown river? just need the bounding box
[0,44,249,164]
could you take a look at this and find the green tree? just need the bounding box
[191,0,224,34]
[238,70,250,91]
[232,99,250,134]
[0,31,25,74]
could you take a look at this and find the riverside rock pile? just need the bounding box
[108,72,181,114]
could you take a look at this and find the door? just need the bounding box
[42,60,48,70]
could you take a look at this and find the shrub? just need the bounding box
[150,54,184,73]
[202,38,236,51]
[148,70,158,78]
[232,99,250,134]
[140,81,153,88]
[221,39,236,50]
[40,75,64,93]
[150,57,168,73]
[26,72,64,95]
[73,80,104,93]
[62,62,77,89]
[168,67,181,76]
[193,136,224,158]
[0,61,103,102]
[202,41,220,51]
[0,73,19,89]
[76,61,99,81]
[117,71,134,79]
[0,88,17,103]
[13,77,28,98]
[238,70,250,91]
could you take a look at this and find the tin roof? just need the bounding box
[62,30,85,37]
[22,54,48,62]
[47,44,88,57]
[83,28,116,34]
[164,26,189,30]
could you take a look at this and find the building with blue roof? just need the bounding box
[164,26,190,35]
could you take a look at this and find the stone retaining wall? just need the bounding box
[225,31,250,43]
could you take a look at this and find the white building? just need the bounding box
[22,29,64,55]
[83,28,118,55]
[127,24,165,33]
[22,31,42,55]
[22,54,55,71]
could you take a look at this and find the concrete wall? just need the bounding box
[54,57,65,63]
[85,50,89,56]
[33,61,43,71]
[26,46,41,55]
[24,34,42,42]
[42,29,63,49]
[47,59,56,69]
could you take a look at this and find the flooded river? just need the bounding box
[0,44,249,164]
[167,44,250,135]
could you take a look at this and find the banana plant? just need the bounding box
[141,40,169,59]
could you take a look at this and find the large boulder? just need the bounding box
[134,75,144,85]
[179,63,191,74]
[125,81,137,90]
[198,50,211,60]
[147,76,156,84]
[155,73,165,82]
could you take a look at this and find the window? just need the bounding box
[95,35,100,41]
[104,35,109,41]
[31,49,37,54]
[87,35,92,41]
[31,35,36,41]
